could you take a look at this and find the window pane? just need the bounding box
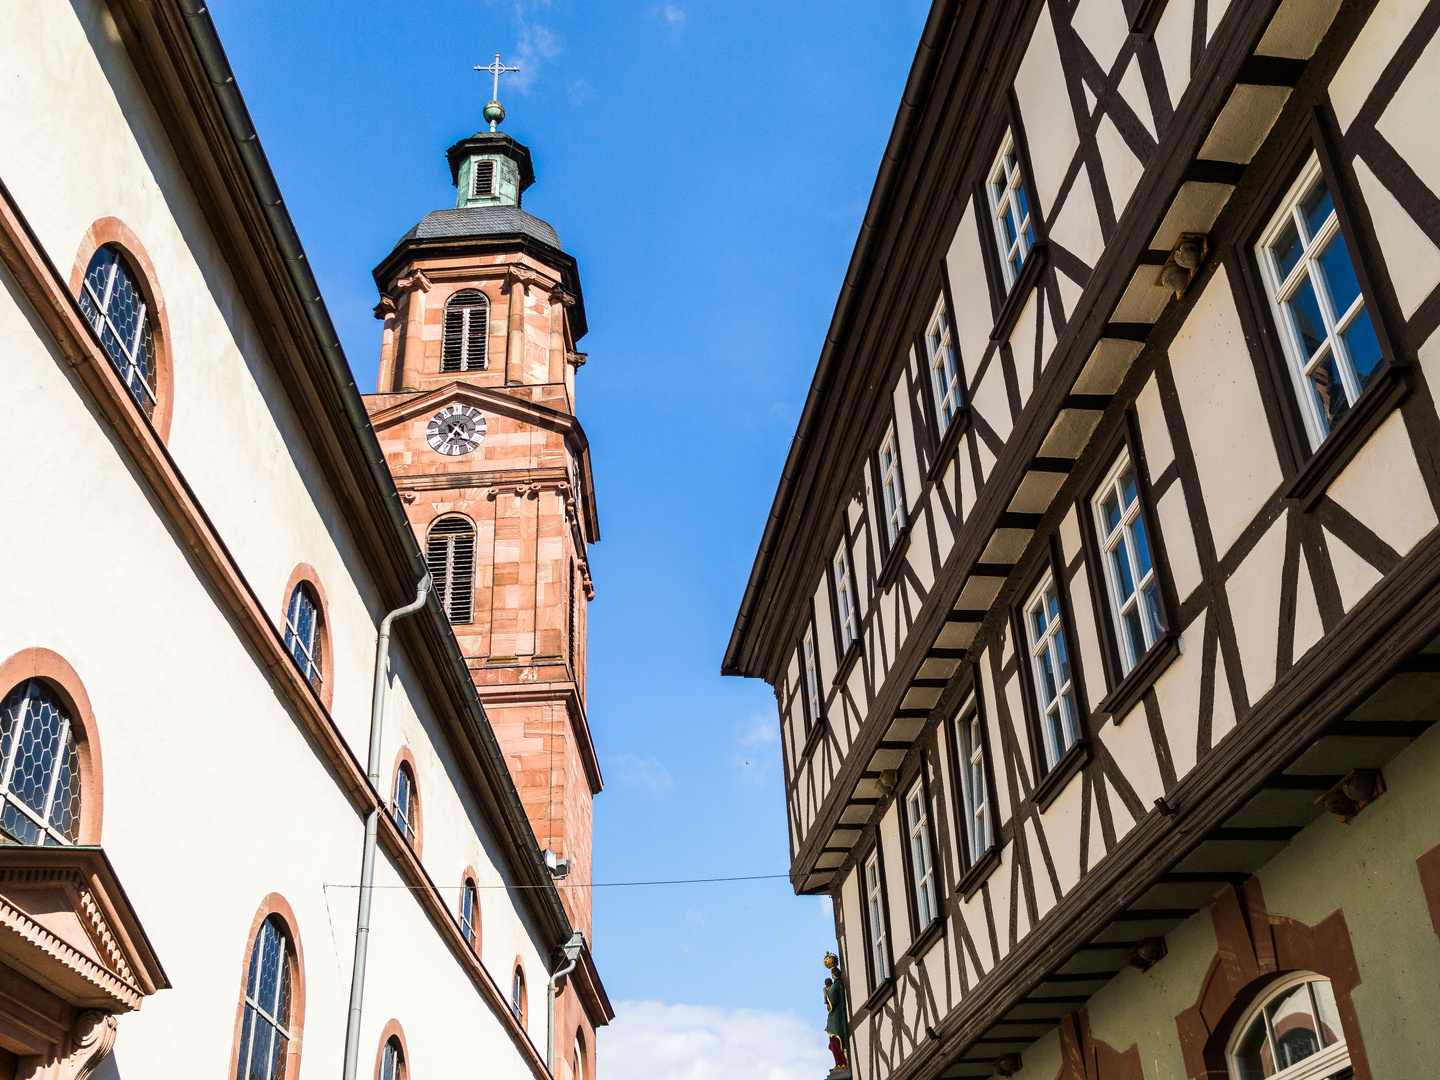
[1120,466,1137,509]
[1300,181,1335,243]
[1232,1014,1272,1079]
[1131,515,1154,578]
[1038,650,1059,702]
[1101,491,1121,534]
[1142,581,1165,642]
[11,699,60,817]
[1318,231,1361,315]
[1122,606,1145,660]
[1307,349,1352,433]
[998,206,1017,250]
[236,1008,255,1080]
[1274,217,1304,282]
[1285,276,1326,358]
[1312,979,1343,1047]
[1266,984,1322,1070]
[1343,308,1383,391]
[1110,547,1136,600]
[1053,626,1071,687]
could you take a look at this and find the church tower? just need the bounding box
[363,72,607,1076]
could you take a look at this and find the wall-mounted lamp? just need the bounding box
[1124,936,1167,971]
[994,1053,1023,1077]
[1318,769,1385,823]
[877,769,899,798]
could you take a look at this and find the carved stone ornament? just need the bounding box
[372,295,397,319]
[549,285,576,307]
[504,266,547,291]
[394,267,433,293]
[565,351,588,368]
[64,1011,118,1080]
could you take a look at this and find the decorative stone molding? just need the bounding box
[373,295,397,318]
[504,266,548,292]
[394,268,433,293]
[565,351,588,368]
[549,285,576,307]
[64,1011,118,1080]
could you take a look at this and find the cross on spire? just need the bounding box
[474,53,520,131]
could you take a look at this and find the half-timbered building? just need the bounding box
[725,2,1440,1079]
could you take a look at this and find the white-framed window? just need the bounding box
[0,679,82,846]
[379,1037,405,1080]
[427,515,477,624]
[801,622,822,732]
[393,764,417,846]
[833,541,858,653]
[1256,154,1383,450]
[459,878,479,947]
[284,584,323,690]
[441,288,489,372]
[1024,573,1080,770]
[236,916,294,1080]
[512,965,527,1021]
[863,849,889,984]
[79,244,157,415]
[905,780,937,929]
[877,423,907,547]
[1092,452,1165,676]
[986,131,1035,291]
[472,158,495,197]
[925,299,961,434]
[955,697,991,864]
[1227,973,1349,1080]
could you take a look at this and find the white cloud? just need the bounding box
[599,1001,830,1080]
[608,753,674,796]
[507,2,563,93]
[737,712,778,748]
[663,4,686,25]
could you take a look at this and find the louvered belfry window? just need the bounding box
[472,159,495,198]
[441,290,489,373]
[427,515,476,624]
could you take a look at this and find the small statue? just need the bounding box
[823,952,850,1076]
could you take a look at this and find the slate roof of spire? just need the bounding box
[398,206,562,251]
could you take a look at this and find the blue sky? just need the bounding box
[208,0,927,1070]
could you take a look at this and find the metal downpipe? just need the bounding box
[343,576,431,1080]
[546,932,586,1074]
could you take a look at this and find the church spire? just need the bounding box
[449,52,533,210]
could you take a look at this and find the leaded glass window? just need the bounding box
[512,966,526,1021]
[284,585,322,691]
[986,132,1035,292]
[236,917,294,1080]
[1257,155,1383,450]
[1025,574,1080,770]
[460,878,479,947]
[1228,975,1349,1080]
[379,1037,405,1080]
[1092,452,1165,675]
[393,764,417,846]
[441,289,489,373]
[0,680,81,846]
[78,244,157,416]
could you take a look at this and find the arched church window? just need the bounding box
[459,875,479,949]
[236,916,296,1080]
[393,762,418,847]
[0,679,82,845]
[511,963,527,1024]
[379,1036,406,1080]
[78,244,158,416]
[441,289,488,373]
[1228,974,1349,1080]
[426,516,476,624]
[284,584,324,691]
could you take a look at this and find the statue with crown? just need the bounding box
[823,952,852,1079]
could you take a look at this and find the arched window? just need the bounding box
[441,289,488,373]
[1228,974,1349,1080]
[236,916,296,1080]
[511,963,527,1024]
[0,679,82,846]
[426,516,476,624]
[284,584,324,691]
[393,762,418,846]
[459,876,479,948]
[379,1036,405,1080]
[78,244,157,416]
[572,1030,587,1080]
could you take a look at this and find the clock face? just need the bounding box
[427,404,487,456]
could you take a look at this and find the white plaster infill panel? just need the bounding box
[1327,410,1438,556]
[1096,713,1165,821]
[947,203,990,376]
[1038,772,1085,897]
[1152,610,1206,779]
[1154,0,1196,111]
[1071,0,1130,74]
[1096,113,1146,221]
[1324,527,1384,612]
[1377,25,1440,205]
[1134,374,1175,475]
[1225,514,1287,706]
[1352,157,1440,319]
[1170,268,1283,558]
[1014,4,1081,218]
[1330,0,1432,133]
[1292,546,1325,664]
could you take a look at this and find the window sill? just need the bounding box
[1030,738,1091,812]
[801,716,829,761]
[903,917,946,961]
[1096,633,1181,723]
[860,976,895,1017]
[875,529,912,592]
[990,243,1050,343]
[926,406,972,482]
[957,844,1002,901]
[1286,364,1412,510]
[833,640,863,687]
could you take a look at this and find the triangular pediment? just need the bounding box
[366,381,578,439]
